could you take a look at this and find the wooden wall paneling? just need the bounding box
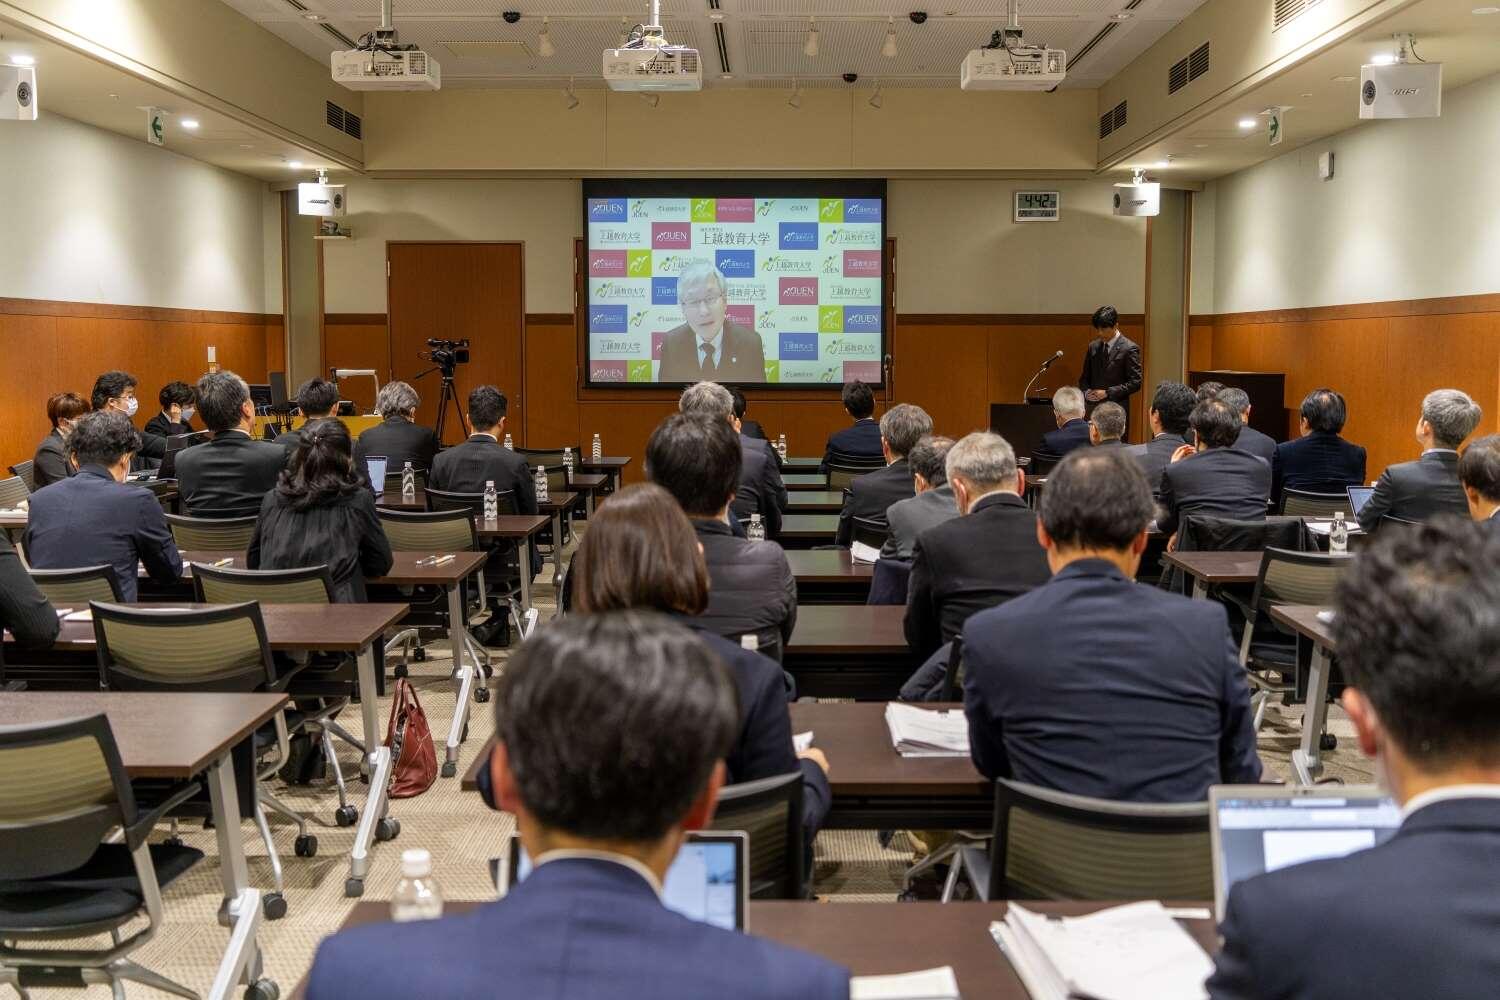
[265,318,287,376]
[0,313,62,473]
[323,317,392,414]
[523,319,582,448]
[894,322,990,443]
[574,401,679,485]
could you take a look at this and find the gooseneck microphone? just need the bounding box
[1022,350,1065,402]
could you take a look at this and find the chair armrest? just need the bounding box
[265,662,310,693]
[2,680,26,691]
[124,779,203,850]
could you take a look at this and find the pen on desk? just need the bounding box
[211,558,234,568]
[430,554,456,566]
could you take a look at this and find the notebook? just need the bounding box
[365,456,389,495]
[1209,784,1400,920]
[1346,485,1375,516]
[885,703,969,758]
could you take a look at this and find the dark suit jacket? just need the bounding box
[733,434,787,538]
[24,466,182,602]
[248,489,393,603]
[693,520,796,658]
[352,417,441,474]
[0,534,58,648]
[821,418,884,470]
[272,428,303,459]
[881,484,958,561]
[962,559,1262,802]
[835,459,913,547]
[1158,447,1272,536]
[1077,333,1144,406]
[740,419,767,440]
[143,413,194,438]
[1233,425,1277,465]
[1208,797,1500,1000]
[1356,450,1467,533]
[658,321,767,384]
[306,856,849,1000]
[429,435,539,515]
[32,429,73,488]
[174,430,287,518]
[1272,431,1367,500]
[904,492,1050,659]
[1038,417,1091,460]
[1127,432,1192,493]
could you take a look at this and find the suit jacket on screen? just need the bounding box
[658,322,767,384]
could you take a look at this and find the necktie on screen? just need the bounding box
[701,342,717,374]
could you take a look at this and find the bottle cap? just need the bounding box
[486,480,495,488]
[401,848,432,877]
[1336,511,1345,519]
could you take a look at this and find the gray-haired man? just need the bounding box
[658,259,767,384]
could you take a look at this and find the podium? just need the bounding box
[1189,370,1287,442]
[990,402,1059,458]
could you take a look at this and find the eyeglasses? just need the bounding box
[681,293,724,310]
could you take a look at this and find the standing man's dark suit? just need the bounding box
[24,466,183,603]
[1356,450,1467,533]
[822,418,884,469]
[429,434,538,515]
[1158,448,1272,536]
[1038,418,1091,459]
[32,429,73,488]
[904,492,1050,659]
[1233,425,1277,465]
[835,459,913,547]
[1272,431,1367,500]
[352,417,441,475]
[1208,796,1500,1000]
[658,322,766,384]
[733,433,787,537]
[962,559,1262,802]
[1127,432,1192,492]
[1078,333,1144,422]
[174,430,288,518]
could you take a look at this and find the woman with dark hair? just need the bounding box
[248,417,392,602]
[144,380,197,438]
[572,482,831,844]
[32,392,90,487]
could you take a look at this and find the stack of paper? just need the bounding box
[851,967,960,999]
[850,540,882,564]
[991,901,1212,1000]
[884,703,970,758]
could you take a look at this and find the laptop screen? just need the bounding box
[1346,486,1375,515]
[365,456,388,495]
[1211,787,1400,918]
[506,832,746,931]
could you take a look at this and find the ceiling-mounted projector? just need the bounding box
[1,65,37,121]
[331,0,440,91]
[1360,34,1440,119]
[603,1,701,92]
[299,171,347,217]
[960,0,1065,91]
[1113,170,1159,217]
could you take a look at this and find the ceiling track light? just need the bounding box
[788,80,803,109]
[882,17,898,58]
[641,92,660,108]
[537,17,554,58]
[869,84,883,109]
[803,17,819,58]
[564,76,579,110]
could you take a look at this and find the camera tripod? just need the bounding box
[413,365,470,441]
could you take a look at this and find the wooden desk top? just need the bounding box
[1268,604,1335,648]
[785,549,874,583]
[30,603,408,654]
[0,691,288,779]
[786,605,908,655]
[538,492,579,513]
[790,702,985,797]
[475,515,551,540]
[784,473,829,489]
[1161,550,1264,584]
[372,488,426,511]
[787,491,845,512]
[576,456,631,470]
[568,473,609,490]
[171,550,486,586]
[779,514,839,539]
[782,456,822,471]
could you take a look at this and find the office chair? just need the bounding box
[29,564,123,605]
[850,516,889,551]
[826,449,885,471]
[1279,488,1350,518]
[1377,514,1424,537]
[515,447,568,468]
[383,468,427,495]
[709,772,807,900]
[947,778,1211,902]
[164,513,259,551]
[0,476,29,509]
[90,601,316,919]
[1166,515,1309,599]
[0,715,204,1000]
[938,634,966,702]
[425,486,517,519]
[6,461,34,494]
[826,462,878,493]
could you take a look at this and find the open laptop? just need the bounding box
[157,430,211,481]
[1210,784,1401,920]
[365,456,388,495]
[1346,485,1375,517]
[501,831,747,931]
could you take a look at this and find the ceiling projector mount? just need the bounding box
[961,0,1067,91]
[603,0,702,92]
[331,0,441,91]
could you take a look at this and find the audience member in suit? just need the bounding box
[963,448,1261,802]
[679,381,787,537]
[904,431,1051,665]
[1036,386,1091,462]
[1217,386,1277,465]
[1357,388,1482,534]
[1458,434,1500,529]
[1088,401,1127,451]
[142,380,197,439]
[1158,399,1273,542]
[429,386,538,513]
[24,411,182,602]
[1195,379,1225,404]
[32,392,88,488]
[835,403,932,547]
[307,612,848,1000]
[174,371,289,518]
[248,419,392,603]
[91,371,166,464]
[1271,388,1368,500]
[352,380,442,476]
[1078,305,1144,429]
[647,414,796,659]
[821,380,884,470]
[272,377,340,457]
[729,387,769,442]
[1209,519,1500,1000]
[880,435,957,561]
[567,484,829,843]
[0,534,58,650]
[1125,380,1197,491]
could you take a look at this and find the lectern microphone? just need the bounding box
[1022,350,1065,402]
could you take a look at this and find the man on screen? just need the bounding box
[659,260,767,384]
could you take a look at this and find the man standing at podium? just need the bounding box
[1078,306,1143,438]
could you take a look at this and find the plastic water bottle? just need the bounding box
[503,433,514,450]
[562,447,573,481]
[483,480,498,520]
[534,467,550,504]
[391,849,443,922]
[401,461,415,499]
[591,433,602,462]
[776,434,787,462]
[1330,511,1348,554]
[747,513,765,542]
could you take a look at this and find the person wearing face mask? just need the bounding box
[90,370,167,467]
[32,392,90,488]
[25,410,182,601]
[143,381,197,438]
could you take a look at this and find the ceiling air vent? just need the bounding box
[325,100,363,141]
[1168,57,1189,94]
[1170,43,1209,95]
[1274,0,1326,32]
[1100,111,1114,139]
[1112,101,1127,132]
[1188,42,1210,81]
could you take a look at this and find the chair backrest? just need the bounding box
[826,450,885,471]
[8,460,35,493]
[92,601,277,692]
[425,486,516,518]
[1028,453,1060,477]
[850,515,890,550]
[0,714,133,880]
[384,468,428,493]
[1379,514,1424,536]
[192,563,335,605]
[1279,488,1349,518]
[826,465,869,492]
[378,507,478,551]
[164,513,259,551]
[0,475,30,508]
[539,464,568,495]
[516,447,567,468]
[1177,515,1308,554]
[1251,547,1353,612]
[29,565,123,605]
[709,772,806,900]
[986,778,1211,901]
[939,634,966,702]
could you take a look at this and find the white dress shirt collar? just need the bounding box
[1400,783,1500,822]
[533,848,665,897]
[1422,448,1459,457]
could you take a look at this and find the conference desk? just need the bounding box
[786,549,873,604]
[537,491,579,587]
[0,691,288,1000]
[568,472,609,516]
[778,513,840,549]
[787,490,845,514]
[784,473,829,491]
[1269,604,1339,787]
[1161,550,1263,599]
[784,605,912,700]
[782,455,822,472]
[252,414,383,439]
[298,900,1217,1000]
[576,455,631,492]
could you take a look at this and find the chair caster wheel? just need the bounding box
[344,878,364,897]
[441,761,457,778]
[412,647,427,662]
[164,835,184,848]
[295,834,318,858]
[244,978,280,1000]
[1320,732,1338,751]
[394,664,409,679]
[262,892,287,920]
[334,805,358,827]
[474,686,490,704]
[375,817,400,841]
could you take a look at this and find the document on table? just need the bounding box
[850,540,882,564]
[851,966,960,999]
[793,731,815,754]
[885,702,970,758]
[991,901,1212,1000]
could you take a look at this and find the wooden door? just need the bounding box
[386,242,525,446]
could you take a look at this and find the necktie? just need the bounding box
[701,342,717,374]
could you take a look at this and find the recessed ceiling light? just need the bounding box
[1238,118,1257,129]
[302,13,324,20]
[1370,52,1398,66]
[1300,92,1314,98]
[1109,12,1133,20]
[9,53,35,66]
[1331,74,1357,82]
[720,72,733,80]
[288,160,304,169]
[238,143,253,149]
[1193,143,1209,149]
[1472,6,1500,14]
[708,11,725,20]
[180,118,199,130]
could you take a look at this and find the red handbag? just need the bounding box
[383,678,438,798]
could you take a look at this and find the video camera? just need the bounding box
[420,337,471,373]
